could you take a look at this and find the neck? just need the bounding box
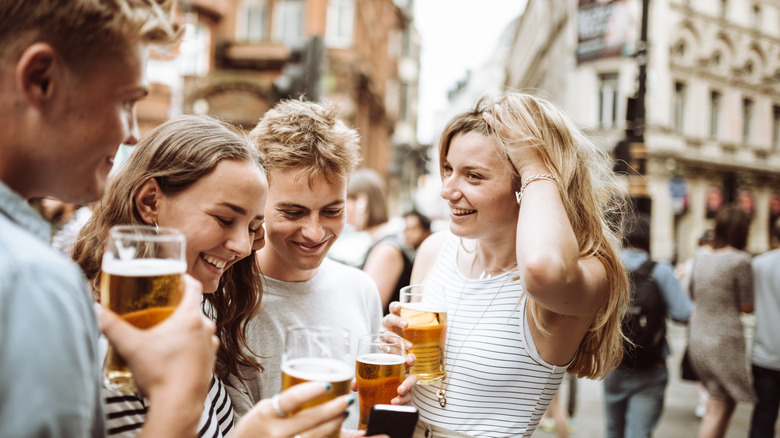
[462,238,517,279]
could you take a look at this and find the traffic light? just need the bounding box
[273,36,324,102]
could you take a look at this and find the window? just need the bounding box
[326,0,355,48]
[178,19,210,76]
[238,0,267,42]
[772,106,780,150]
[598,73,619,129]
[720,0,727,18]
[751,5,760,28]
[673,82,686,133]
[742,98,753,144]
[273,0,305,47]
[710,91,721,138]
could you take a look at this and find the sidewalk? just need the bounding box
[534,319,778,437]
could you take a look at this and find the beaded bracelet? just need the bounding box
[515,174,558,204]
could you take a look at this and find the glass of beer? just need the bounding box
[281,326,354,438]
[100,225,186,393]
[399,284,447,385]
[355,332,406,429]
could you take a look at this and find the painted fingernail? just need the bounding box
[344,410,350,419]
[324,382,332,391]
[347,394,355,406]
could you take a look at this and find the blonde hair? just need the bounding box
[439,92,629,379]
[71,115,265,380]
[0,0,181,73]
[250,99,361,184]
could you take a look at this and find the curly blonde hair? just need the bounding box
[438,92,629,379]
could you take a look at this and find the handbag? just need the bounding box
[680,347,698,382]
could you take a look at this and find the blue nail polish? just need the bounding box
[343,410,350,419]
[347,394,355,406]
[324,382,332,391]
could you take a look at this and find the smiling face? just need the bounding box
[440,132,519,240]
[260,168,347,282]
[155,159,267,293]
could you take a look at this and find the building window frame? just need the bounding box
[710,90,721,139]
[272,0,305,47]
[598,72,619,129]
[238,0,268,42]
[772,105,780,151]
[673,81,686,134]
[325,0,355,48]
[742,98,753,145]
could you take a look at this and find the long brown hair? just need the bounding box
[72,114,264,380]
[438,92,630,379]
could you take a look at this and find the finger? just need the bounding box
[381,313,407,330]
[405,353,416,368]
[93,302,136,344]
[277,381,332,414]
[388,301,402,315]
[351,378,358,393]
[285,393,354,435]
[392,374,417,405]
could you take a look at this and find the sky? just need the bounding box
[412,0,527,144]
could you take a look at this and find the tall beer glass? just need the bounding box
[399,284,447,385]
[355,332,406,429]
[101,225,186,393]
[281,326,353,438]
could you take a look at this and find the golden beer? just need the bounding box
[101,258,185,393]
[281,357,354,438]
[356,353,406,429]
[400,303,447,384]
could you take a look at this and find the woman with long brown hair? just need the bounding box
[72,114,353,438]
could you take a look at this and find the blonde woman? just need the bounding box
[384,92,629,437]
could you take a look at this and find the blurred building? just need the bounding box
[502,0,780,261]
[135,0,423,213]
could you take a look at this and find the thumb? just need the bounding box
[94,301,139,354]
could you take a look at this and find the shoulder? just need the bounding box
[410,231,451,282]
[753,249,780,268]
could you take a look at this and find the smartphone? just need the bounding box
[365,404,419,438]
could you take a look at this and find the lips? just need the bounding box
[202,254,228,269]
[450,207,476,216]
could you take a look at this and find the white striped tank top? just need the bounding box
[412,233,568,437]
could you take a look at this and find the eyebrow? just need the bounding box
[276,200,344,210]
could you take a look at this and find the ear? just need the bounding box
[134,178,163,226]
[16,43,58,108]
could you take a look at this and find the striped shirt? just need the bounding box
[412,233,568,437]
[104,374,235,437]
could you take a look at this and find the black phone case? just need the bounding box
[365,404,418,438]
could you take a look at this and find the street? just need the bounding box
[534,317,779,437]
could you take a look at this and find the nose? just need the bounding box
[301,214,326,242]
[225,227,253,258]
[440,175,461,201]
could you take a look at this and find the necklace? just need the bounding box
[435,275,508,408]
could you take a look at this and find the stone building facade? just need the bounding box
[504,0,780,261]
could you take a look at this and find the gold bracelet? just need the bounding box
[515,174,558,204]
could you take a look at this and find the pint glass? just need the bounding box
[281,326,353,438]
[399,284,447,385]
[355,332,406,429]
[100,225,186,393]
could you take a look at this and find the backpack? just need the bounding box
[620,259,667,370]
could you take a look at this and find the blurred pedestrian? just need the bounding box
[603,211,692,438]
[689,205,755,438]
[402,209,432,251]
[676,229,715,418]
[749,216,780,438]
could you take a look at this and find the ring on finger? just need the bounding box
[271,393,288,418]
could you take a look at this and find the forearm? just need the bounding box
[139,392,202,438]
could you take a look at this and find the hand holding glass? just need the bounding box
[281,326,353,438]
[399,284,447,385]
[355,332,406,429]
[100,225,186,393]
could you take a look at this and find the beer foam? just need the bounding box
[357,353,406,366]
[401,302,446,313]
[102,258,186,276]
[283,357,354,382]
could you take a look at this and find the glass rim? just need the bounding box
[108,224,185,241]
[359,331,404,344]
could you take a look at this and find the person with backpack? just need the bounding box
[603,212,692,438]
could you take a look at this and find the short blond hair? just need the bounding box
[0,0,181,73]
[250,99,362,184]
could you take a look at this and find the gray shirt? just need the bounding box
[0,182,105,437]
[751,248,780,371]
[224,258,383,429]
